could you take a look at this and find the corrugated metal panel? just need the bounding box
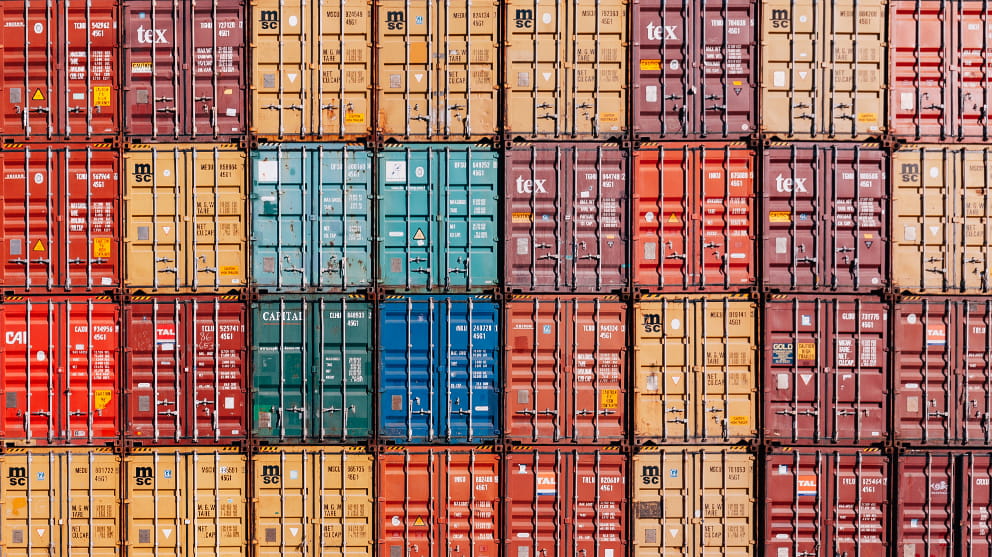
[0,448,120,557]
[252,0,373,140]
[379,295,500,443]
[124,144,247,293]
[633,446,754,557]
[252,447,373,557]
[251,144,373,291]
[760,0,886,139]
[378,0,499,140]
[504,0,627,139]
[252,296,373,443]
[633,295,757,443]
[379,144,499,291]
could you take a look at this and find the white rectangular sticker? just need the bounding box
[257,160,278,182]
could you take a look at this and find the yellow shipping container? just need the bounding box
[253,446,373,557]
[0,448,120,557]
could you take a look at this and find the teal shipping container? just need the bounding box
[252,295,373,442]
[251,144,373,291]
[378,144,499,291]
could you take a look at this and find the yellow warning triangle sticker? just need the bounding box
[32,89,45,101]
[414,516,425,526]
[413,228,426,241]
[668,213,679,223]
[32,240,45,252]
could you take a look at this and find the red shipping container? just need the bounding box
[0,1,118,141]
[0,145,119,293]
[632,143,755,291]
[631,0,756,140]
[896,450,992,557]
[765,447,889,557]
[762,144,887,292]
[122,0,246,141]
[894,298,992,446]
[504,447,626,556]
[504,143,627,293]
[764,295,888,444]
[0,296,119,445]
[124,295,247,444]
[378,446,500,557]
[504,295,626,443]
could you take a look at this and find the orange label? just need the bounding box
[729,415,749,425]
[640,59,662,71]
[92,237,111,258]
[857,113,877,123]
[600,389,618,409]
[797,475,817,496]
[220,266,239,276]
[93,86,111,107]
[94,390,112,411]
[511,212,533,223]
[345,112,365,123]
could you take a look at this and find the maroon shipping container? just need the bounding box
[124,295,247,444]
[632,143,755,291]
[0,0,119,141]
[504,447,626,557]
[631,0,756,140]
[764,295,889,444]
[894,298,992,446]
[765,447,889,557]
[504,295,626,443]
[0,145,119,293]
[504,144,627,293]
[122,0,246,141]
[762,144,888,292]
[897,450,992,557]
[0,296,119,445]
[378,446,500,557]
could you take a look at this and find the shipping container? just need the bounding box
[122,0,246,142]
[504,143,627,293]
[0,296,119,445]
[252,446,373,557]
[892,145,992,294]
[633,295,757,443]
[252,0,373,140]
[631,0,757,140]
[632,144,755,291]
[632,446,755,557]
[124,295,247,444]
[124,447,247,557]
[251,144,373,291]
[124,144,247,293]
[378,446,500,557]
[378,0,499,140]
[505,447,626,556]
[760,0,886,139]
[0,447,120,557]
[765,447,888,557]
[504,295,626,443]
[894,298,992,446]
[504,0,626,139]
[379,295,499,443]
[0,145,119,293]
[763,295,888,444]
[252,295,373,443]
[891,1,992,141]
[379,144,499,291]
[896,450,992,557]
[762,143,888,292]
[0,0,118,141]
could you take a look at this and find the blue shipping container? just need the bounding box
[251,143,373,291]
[378,144,499,291]
[379,295,500,443]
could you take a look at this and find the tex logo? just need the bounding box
[645,21,678,41]
[134,24,168,44]
[797,475,817,497]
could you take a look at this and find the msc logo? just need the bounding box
[385,11,405,30]
[259,10,279,30]
[132,163,153,183]
[770,8,790,28]
[642,313,663,333]
[640,465,661,485]
[900,163,920,182]
[7,466,26,486]
[514,9,534,28]
[645,22,677,41]
[260,464,281,485]
[133,466,154,486]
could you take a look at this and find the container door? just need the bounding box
[961,302,992,444]
[378,450,437,557]
[0,149,58,290]
[440,148,499,289]
[378,148,435,289]
[569,147,627,291]
[570,300,625,442]
[63,146,119,291]
[1,450,59,556]
[187,451,247,556]
[438,2,499,139]
[123,2,183,139]
[188,147,247,291]
[377,0,433,138]
[252,298,308,440]
[313,146,373,289]
[314,0,373,138]
[187,297,247,442]
[252,0,308,137]
[61,0,118,138]
[63,450,121,557]
[251,147,309,290]
[504,451,566,555]
[505,298,566,441]
[125,148,185,291]
[379,299,436,441]
[190,2,245,139]
[0,3,57,140]
[126,300,184,442]
[570,0,626,137]
[63,299,119,443]
[440,298,500,442]
[0,300,58,442]
[253,450,309,555]
[313,298,373,440]
[699,147,755,288]
[440,451,501,557]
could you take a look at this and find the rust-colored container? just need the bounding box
[123,295,247,445]
[122,0,246,142]
[765,447,889,557]
[504,447,626,557]
[894,298,992,446]
[762,143,888,292]
[0,296,119,445]
[632,143,755,292]
[763,294,888,445]
[377,446,500,557]
[504,143,627,293]
[504,295,626,443]
[0,1,118,141]
[0,144,119,294]
[631,0,757,140]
